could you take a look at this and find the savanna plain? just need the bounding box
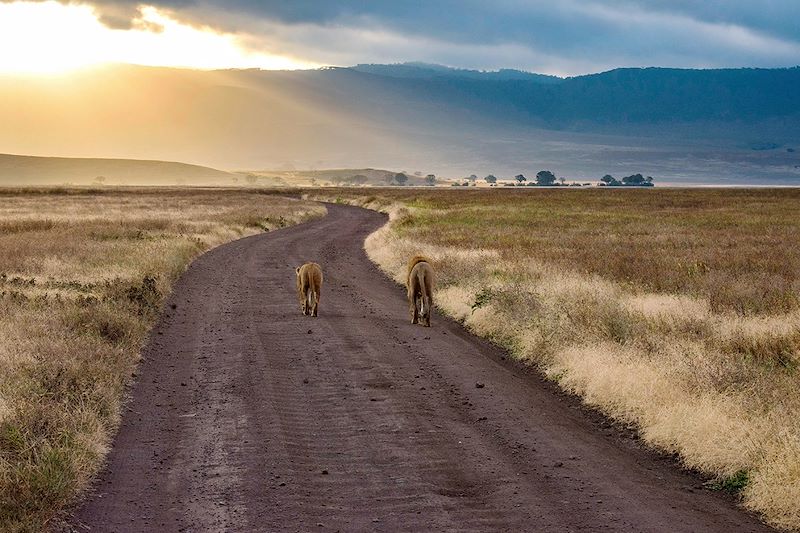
[0,188,324,531]
[2,186,799,531]
[315,187,800,530]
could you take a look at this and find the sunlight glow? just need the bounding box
[0,1,319,74]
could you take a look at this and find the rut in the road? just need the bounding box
[73,203,772,532]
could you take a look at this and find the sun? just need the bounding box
[0,1,319,75]
[0,2,103,74]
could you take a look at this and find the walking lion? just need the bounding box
[407,255,434,327]
[296,262,322,317]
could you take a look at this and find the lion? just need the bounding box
[407,255,434,327]
[295,262,322,317]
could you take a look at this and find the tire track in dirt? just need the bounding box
[72,203,773,532]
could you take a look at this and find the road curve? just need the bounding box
[73,203,771,532]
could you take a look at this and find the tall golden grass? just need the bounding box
[316,188,800,531]
[0,188,324,531]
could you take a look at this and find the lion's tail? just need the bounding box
[406,255,431,286]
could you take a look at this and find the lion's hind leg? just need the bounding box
[408,288,419,324]
[311,288,320,317]
[420,270,433,327]
[305,288,314,317]
[422,294,432,327]
[302,281,310,316]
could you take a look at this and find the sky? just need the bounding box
[0,0,799,76]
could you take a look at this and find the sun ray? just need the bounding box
[0,1,318,75]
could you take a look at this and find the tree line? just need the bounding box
[450,171,655,187]
[386,171,655,187]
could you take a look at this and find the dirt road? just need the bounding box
[73,203,771,532]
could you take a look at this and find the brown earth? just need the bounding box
[71,203,773,532]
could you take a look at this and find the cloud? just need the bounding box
[4,0,800,74]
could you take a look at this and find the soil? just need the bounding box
[71,203,773,532]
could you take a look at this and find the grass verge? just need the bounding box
[312,188,800,531]
[0,187,323,531]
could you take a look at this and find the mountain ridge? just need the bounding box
[0,63,798,184]
[350,62,563,83]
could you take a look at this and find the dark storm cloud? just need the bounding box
[5,0,800,73]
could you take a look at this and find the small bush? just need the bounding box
[471,287,496,313]
[125,276,161,316]
[707,470,750,494]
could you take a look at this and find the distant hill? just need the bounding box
[342,64,800,130]
[1,63,798,184]
[0,153,234,186]
[516,67,800,125]
[351,62,562,83]
[242,168,431,187]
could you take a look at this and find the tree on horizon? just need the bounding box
[536,170,556,186]
[622,173,645,185]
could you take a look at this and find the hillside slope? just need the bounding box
[1,64,798,184]
[0,153,233,186]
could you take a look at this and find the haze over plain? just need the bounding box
[0,1,798,184]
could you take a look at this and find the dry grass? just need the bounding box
[0,187,324,532]
[315,188,800,531]
[339,188,800,314]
